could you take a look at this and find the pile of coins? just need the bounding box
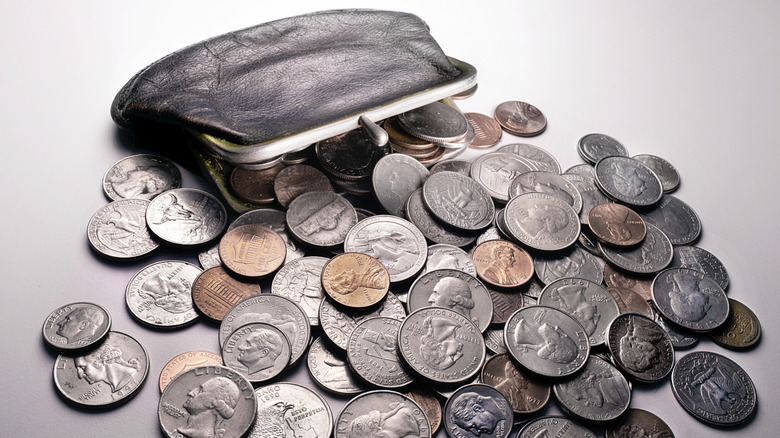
[44,96,761,437]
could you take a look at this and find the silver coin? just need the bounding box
[87,198,159,259]
[347,316,415,388]
[503,192,580,252]
[518,416,598,438]
[422,171,495,232]
[316,128,390,181]
[405,189,478,248]
[271,256,328,325]
[594,156,663,207]
[443,384,513,438]
[222,322,291,384]
[229,208,305,263]
[233,154,284,170]
[102,153,181,201]
[406,269,493,333]
[484,329,508,355]
[497,143,561,174]
[509,170,582,213]
[561,173,614,225]
[430,159,472,175]
[539,277,620,347]
[470,152,534,203]
[43,302,111,351]
[633,153,680,193]
[563,163,595,178]
[125,260,201,329]
[146,188,228,246]
[334,390,432,438]
[671,351,757,426]
[398,307,486,384]
[639,195,701,245]
[319,292,406,350]
[520,277,545,299]
[652,304,699,349]
[158,365,256,438]
[577,133,628,165]
[54,331,149,408]
[607,313,674,383]
[397,101,469,143]
[553,355,631,423]
[286,191,357,248]
[344,215,427,283]
[533,245,603,286]
[219,294,311,365]
[670,245,729,290]
[198,244,222,269]
[307,336,368,395]
[599,223,673,275]
[249,382,333,438]
[504,306,590,378]
[372,153,430,216]
[475,227,508,247]
[652,268,730,333]
[422,244,477,277]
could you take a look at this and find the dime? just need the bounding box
[249,382,333,438]
[404,386,443,434]
[273,164,333,208]
[539,277,620,346]
[319,292,406,350]
[87,198,159,259]
[577,133,628,164]
[286,191,357,248]
[588,203,646,247]
[405,189,478,248]
[603,263,654,301]
[599,223,673,275]
[397,101,470,143]
[560,173,614,225]
[229,208,305,264]
[480,353,550,416]
[671,351,757,426]
[43,302,111,351]
[518,416,598,438]
[422,171,495,232]
[553,355,631,423]
[639,195,702,246]
[670,245,729,291]
[54,331,149,408]
[470,152,534,203]
[604,408,675,438]
[509,171,582,213]
[594,156,663,207]
[271,256,329,325]
[464,112,502,148]
[444,384,513,438]
[471,240,534,288]
[533,245,603,286]
[159,351,223,392]
[487,287,525,325]
[372,153,430,217]
[125,260,201,329]
[158,365,256,438]
[607,313,674,383]
[423,244,477,276]
[708,298,761,350]
[316,128,390,181]
[497,143,561,174]
[652,268,729,333]
[430,159,472,175]
[633,153,680,193]
[307,336,368,395]
[493,101,547,137]
[230,162,285,204]
[334,390,431,438]
[222,322,291,384]
[146,188,228,246]
[503,192,580,252]
[191,266,262,323]
[322,253,390,309]
[607,287,654,318]
[102,153,181,201]
[347,316,414,388]
[219,224,286,278]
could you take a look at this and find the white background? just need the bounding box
[1,1,778,436]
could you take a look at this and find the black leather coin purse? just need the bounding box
[112,9,476,211]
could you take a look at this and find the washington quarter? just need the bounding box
[607,313,674,383]
[102,153,181,201]
[422,171,495,232]
[594,156,663,207]
[125,260,201,329]
[87,198,159,259]
[146,188,227,246]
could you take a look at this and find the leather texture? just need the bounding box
[112,9,462,146]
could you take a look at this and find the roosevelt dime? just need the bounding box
[222,322,291,384]
[43,302,111,351]
[444,384,513,438]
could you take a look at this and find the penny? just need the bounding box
[599,223,673,276]
[423,244,477,277]
[316,128,390,181]
[319,292,406,350]
[229,207,305,264]
[708,298,761,350]
[102,153,181,201]
[408,144,448,164]
[222,322,291,384]
[639,194,702,246]
[322,253,390,309]
[493,101,547,137]
[603,263,654,301]
[471,240,534,288]
[270,256,329,325]
[604,408,675,438]
[403,386,443,434]
[670,245,729,291]
[158,350,223,392]
[429,159,472,175]
[372,153,429,217]
[480,353,550,416]
[249,382,333,438]
[607,287,654,318]
[560,173,614,225]
[384,117,435,149]
[87,198,159,259]
[498,143,561,174]
[553,355,631,423]
[487,287,525,325]
[307,336,368,395]
[443,383,513,438]
[533,245,603,286]
[219,224,286,278]
[470,152,534,203]
[577,133,628,164]
[286,191,357,248]
[594,156,663,207]
[464,112,502,148]
[334,390,431,438]
[452,84,478,99]
[652,268,730,333]
[405,189,478,248]
[42,302,111,352]
[397,101,470,143]
[588,203,646,247]
[518,416,598,438]
[422,171,496,232]
[125,260,201,329]
[146,188,228,246]
[607,313,674,383]
[230,162,285,204]
[503,192,581,252]
[509,170,582,213]
[347,316,414,388]
[633,153,680,193]
[191,265,262,322]
[273,164,333,208]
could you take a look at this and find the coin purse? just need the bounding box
[111,9,476,212]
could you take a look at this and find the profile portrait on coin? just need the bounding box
[515,204,569,240]
[565,367,629,409]
[364,230,418,273]
[451,392,503,436]
[550,284,600,337]
[330,265,387,296]
[387,167,418,207]
[481,245,523,286]
[236,328,286,375]
[514,173,574,206]
[420,316,464,370]
[495,362,531,412]
[427,277,475,320]
[96,204,149,253]
[608,161,647,198]
[107,164,173,199]
[178,376,240,438]
[231,312,298,346]
[138,272,192,313]
[667,271,711,322]
[539,249,586,281]
[346,402,420,438]
[74,341,142,392]
[56,306,106,343]
[618,319,662,373]
[513,319,578,364]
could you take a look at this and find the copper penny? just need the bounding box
[158,350,223,392]
[480,353,550,415]
[321,253,389,309]
[191,265,263,322]
[403,385,443,434]
[607,287,654,318]
[464,112,502,149]
[384,117,434,149]
[471,240,534,288]
[708,298,761,350]
[588,203,646,247]
[602,263,653,301]
[273,164,333,208]
[488,287,525,325]
[493,101,547,137]
[451,84,477,100]
[219,224,286,278]
[229,162,285,204]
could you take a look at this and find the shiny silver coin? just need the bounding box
[594,156,663,207]
[533,245,603,286]
[539,277,620,347]
[443,384,513,438]
[518,416,598,437]
[652,268,730,333]
[344,215,427,283]
[406,269,494,333]
[561,173,614,225]
[405,189,478,248]
[422,244,477,277]
[125,260,201,329]
[87,198,159,259]
[316,128,390,181]
[43,302,111,352]
[271,256,329,325]
[670,245,729,290]
[372,153,429,216]
[397,101,470,143]
[307,336,368,395]
[639,195,702,245]
[334,390,432,438]
[229,208,305,263]
[484,329,508,355]
[102,153,181,201]
[398,307,486,384]
[222,322,291,384]
[652,304,700,350]
[497,143,561,174]
[577,133,628,165]
[599,223,673,275]
[249,382,333,438]
[319,292,406,350]
[54,331,149,408]
[422,171,495,232]
[553,356,631,423]
[563,163,595,178]
[347,316,415,389]
[470,152,534,203]
[504,306,590,379]
[430,159,472,175]
[286,191,357,248]
[633,153,680,193]
[607,313,674,383]
[671,351,757,426]
[503,192,580,252]
[475,227,508,247]
[158,365,256,438]
[509,171,582,213]
[146,188,227,246]
[198,244,222,269]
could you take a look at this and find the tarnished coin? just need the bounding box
[533,245,603,286]
[518,416,597,438]
[347,316,414,388]
[553,355,631,423]
[471,240,534,288]
[43,302,111,351]
[464,112,502,149]
[509,171,582,213]
[273,164,334,208]
[652,304,700,350]
[222,322,291,384]
[670,245,729,291]
[503,192,581,252]
[504,306,590,378]
[230,162,285,204]
[125,260,201,329]
[604,408,675,438]
[322,253,390,309]
[102,154,181,201]
[480,353,550,416]
[397,101,470,143]
[430,159,472,175]
[87,198,159,259]
[229,208,305,264]
[588,203,646,247]
[652,268,730,333]
[603,263,654,301]
[599,223,673,275]
[539,277,620,346]
[334,390,431,438]
[219,224,286,278]
[405,189,478,248]
[331,175,374,196]
[191,266,262,323]
[398,307,486,384]
[671,351,757,426]
[319,292,406,350]
[444,383,513,438]
[198,244,222,270]
[493,101,547,137]
[307,336,368,395]
[577,133,628,164]
[560,173,614,225]
[423,244,477,277]
[470,152,534,203]
[633,154,680,193]
[249,382,333,438]
[158,365,256,438]
[372,153,430,217]
[487,287,525,325]
[607,313,674,383]
[286,191,357,248]
[594,156,663,207]
[498,143,561,174]
[639,195,702,246]
[159,351,223,392]
[54,331,149,408]
[404,386,443,434]
[146,188,228,246]
[384,117,434,149]
[271,256,329,325]
[316,128,390,181]
[607,287,654,318]
[708,299,761,350]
